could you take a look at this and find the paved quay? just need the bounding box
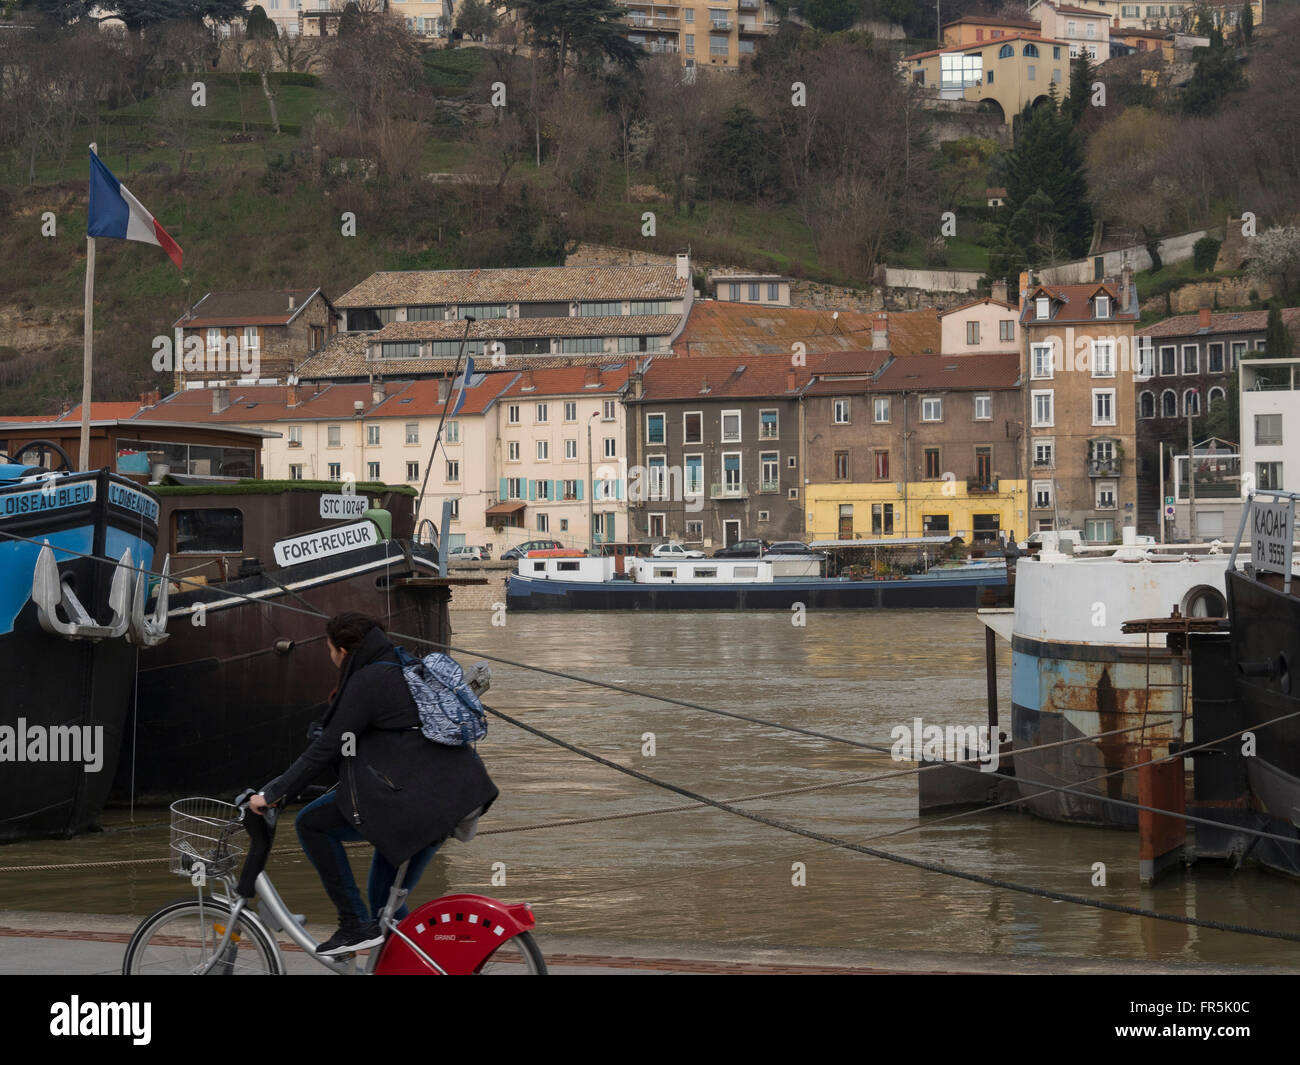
[1,911,1294,975]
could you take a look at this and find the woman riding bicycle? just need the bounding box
[250,613,498,956]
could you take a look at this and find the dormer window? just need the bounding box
[1036,297,1050,320]
[1095,295,1110,318]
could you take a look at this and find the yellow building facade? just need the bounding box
[806,480,1027,544]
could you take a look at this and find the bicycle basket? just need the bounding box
[168,797,245,880]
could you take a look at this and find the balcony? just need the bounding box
[1087,457,1123,477]
[758,479,780,494]
[966,477,1000,494]
[711,482,747,500]
[738,0,759,7]
[711,18,733,30]
[624,14,680,29]
[647,40,680,53]
[738,19,775,33]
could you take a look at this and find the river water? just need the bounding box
[2,608,1297,965]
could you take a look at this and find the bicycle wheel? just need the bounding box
[122,897,283,975]
[475,931,547,975]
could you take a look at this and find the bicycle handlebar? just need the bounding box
[233,788,278,899]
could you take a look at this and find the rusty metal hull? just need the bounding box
[1010,635,1183,827]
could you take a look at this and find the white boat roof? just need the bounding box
[809,536,959,549]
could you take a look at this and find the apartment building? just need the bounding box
[615,2,781,68]
[1019,270,1141,542]
[941,14,1042,46]
[803,352,1024,543]
[247,0,451,39]
[938,290,1020,355]
[905,33,1071,126]
[1026,0,1260,33]
[1241,356,1300,495]
[708,272,792,306]
[298,258,693,383]
[1035,1,1110,58]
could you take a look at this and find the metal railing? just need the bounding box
[711,482,747,499]
[966,477,1000,493]
[1088,457,1123,476]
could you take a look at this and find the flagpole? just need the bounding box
[80,143,97,472]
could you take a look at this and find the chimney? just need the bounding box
[372,380,386,406]
[1198,305,1211,330]
[212,386,230,415]
[675,251,691,282]
[287,382,300,408]
[698,375,710,395]
[786,370,796,392]
[584,365,601,388]
[872,312,889,350]
[288,293,296,311]
[437,378,450,404]
[61,400,71,415]
[519,370,536,392]
[991,279,1008,305]
[1019,270,1032,304]
[1120,259,1133,311]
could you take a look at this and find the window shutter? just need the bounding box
[528,479,536,501]
[576,479,584,501]
[615,479,623,500]
[552,479,561,500]
[499,477,507,501]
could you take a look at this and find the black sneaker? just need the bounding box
[316,920,384,956]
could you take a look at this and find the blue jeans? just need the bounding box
[295,790,440,924]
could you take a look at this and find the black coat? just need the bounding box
[260,628,499,866]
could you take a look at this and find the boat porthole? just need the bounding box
[1181,585,1226,618]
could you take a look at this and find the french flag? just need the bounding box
[87,150,183,270]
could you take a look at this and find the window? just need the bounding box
[1085,519,1115,543]
[1033,439,1054,468]
[327,425,341,447]
[1208,386,1226,409]
[1208,344,1225,374]
[768,283,780,301]
[289,464,303,480]
[998,43,1014,58]
[406,461,419,481]
[1092,340,1115,377]
[788,456,797,468]
[1086,21,1095,36]
[942,52,983,88]
[873,397,890,423]
[760,409,778,438]
[1033,481,1053,509]
[1096,481,1117,510]
[748,283,760,301]
[1052,68,1061,83]
[685,454,703,495]
[1257,462,1284,490]
[1160,346,1177,376]
[1000,320,1015,342]
[1095,295,1110,318]
[406,423,419,445]
[924,448,941,479]
[508,441,520,462]
[684,7,693,19]
[686,520,703,543]
[630,301,672,315]
[921,397,942,422]
[834,399,851,424]
[603,399,617,421]
[1023,43,1039,57]
[1184,389,1200,416]
[834,450,850,480]
[1032,390,1054,427]
[722,453,741,490]
[561,338,605,354]
[1027,64,1036,81]
[457,303,508,320]
[508,405,521,425]
[974,395,992,420]
[288,425,302,448]
[648,456,666,500]
[535,478,553,501]
[380,342,422,359]
[365,460,379,480]
[367,424,380,446]
[923,514,949,534]
[721,410,741,442]
[1031,343,1054,379]
[871,503,894,535]
[328,462,341,480]
[1256,414,1283,446]
[1067,20,1077,34]
[710,34,728,55]
[446,460,459,483]
[683,411,703,444]
[874,450,889,480]
[647,413,665,444]
[537,513,549,533]
[536,403,549,423]
[760,452,779,492]
[507,477,523,499]
[1182,344,1199,374]
[1092,389,1116,426]
[1162,390,1178,417]
[445,421,459,444]
[1139,391,1155,418]
[578,301,622,317]
[1053,45,1061,58]
[564,439,578,461]
[966,321,980,345]
[561,479,578,500]
[1036,297,1050,320]
[536,440,549,461]
[604,437,617,458]
[563,401,577,422]
[406,305,445,321]
[1231,341,1247,367]
[1137,340,1155,378]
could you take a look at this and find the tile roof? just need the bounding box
[372,314,681,341]
[872,352,1021,392]
[673,302,942,359]
[907,33,1062,60]
[1136,308,1300,339]
[497,363,632,400]
[637,353,825,402]
[173,289,325,329]
[57,401,150,421]
[1021,283,1140,324]
[333,265,688,309]
[1047,3,1108,16]
[292,332,370,379]
[944,14,1040,28]
[939,296,1017,316]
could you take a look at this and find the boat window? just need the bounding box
[557,561,580,571]
[1181,585,1226,618]
[173,509,243,554]
[734,566,758,578]
[533,561,546,572]
[654,567,675,578]
[695,568,717,578]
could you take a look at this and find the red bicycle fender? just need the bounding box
[373,894,536,975]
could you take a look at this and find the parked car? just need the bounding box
[767,540,827,559]
[449,545,488,561]
[500,539,564,560]
[651,541,706,559]
[713,539,769,559]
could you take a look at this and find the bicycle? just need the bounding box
[122,794,546,975]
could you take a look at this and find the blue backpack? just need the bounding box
[393,647,488,747]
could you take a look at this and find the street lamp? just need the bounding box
[588,410,600,549]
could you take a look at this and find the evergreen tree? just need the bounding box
[1264,303,1293,357]
[1182,27,1245,115]
[507,0,643,74]
[1064,53,1094,125]
[1239,2,1253,42]
[338,0,363,35]
[246,3,276,38]
[455,0,497,41]
[801,0,858,32]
